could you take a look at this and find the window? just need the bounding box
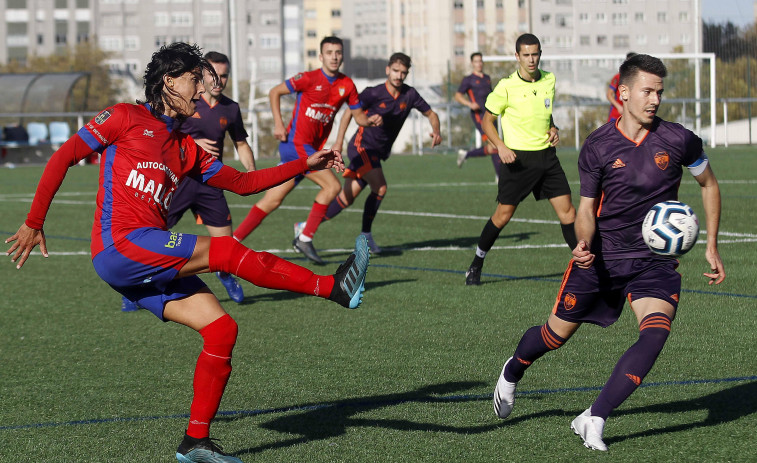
[597,35,607,46]
[613,35,629,48]
[331,9,341,17]
[259,34,280,49]
[100,36,122,51]
[612,13,627,25]
[680,33,691,44]
[596,13,606,23]
[541,14,551,24]
[579,13,590,23]
[636,34,647,45]
[679,11,689,22]
[155,36,168,47]
[55,0,67,8]
[657,12,667,23]
[556,14,572,27]
[203,11,223,27]
[260,13,278,26]
[307,49,317,57]
[124,36,139,51]
[76,21,89,43]
[55,20,67,44]
[154,12,169,27]
[307,29,317,38]
[635,12,645,22]
[659,34,669,45]
[580,35,590,46]
[453,1,463,8]
[8,0,27,8]
[454,23,465,33]
[171,12,193,27]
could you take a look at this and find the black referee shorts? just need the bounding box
[496,146,572,205]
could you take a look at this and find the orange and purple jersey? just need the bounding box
[180,94,248,163]
[349,82,431,158]
[578,117,706,260]
[458,72,492,135]
[284,69,361,149]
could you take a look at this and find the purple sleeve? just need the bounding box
[578,137,602,198]
[411,88,431,113]
[457,75,470,94]
[227,105,249,142]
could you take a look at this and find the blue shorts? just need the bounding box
[166,177,231,229]
[92,227,207,321]
[279,141,318,185]
[552,257,681,327]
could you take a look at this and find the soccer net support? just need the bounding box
[483,53,717,148]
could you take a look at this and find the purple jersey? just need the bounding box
[579,118,703,260]
[349,82,431,158]
[457,73,492,115]
[179,94,248,163]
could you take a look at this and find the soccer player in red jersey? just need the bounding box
[492,54,725,451]
[121,51,254,311]
[5,43,369,463]
[233,36,382,264]
[454,52,500,176]
[606,52,637,122]
[314,52,441,253]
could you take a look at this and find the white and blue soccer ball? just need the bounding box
[641,201,700,257]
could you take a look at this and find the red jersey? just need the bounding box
[25,103,308,259]
[285,69,361,149]
[608,73,622,122]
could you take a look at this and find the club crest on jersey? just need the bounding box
[654,151,670,170]
[544,98,551,109]
[338,87,345,96]
[95,109,111,125]
[293,73,303,80]
[564,293,577,310]
[219,116,228,129]
[399,102,407,111]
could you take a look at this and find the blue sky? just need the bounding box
[702,0,754,26]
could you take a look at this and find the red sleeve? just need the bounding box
[25,134,95,230]
[205,157,308,195]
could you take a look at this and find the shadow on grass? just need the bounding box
[217,381,499,457]
[606,380,757,445]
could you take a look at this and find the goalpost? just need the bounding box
[482,53,717,148]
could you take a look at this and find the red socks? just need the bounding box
[187,314,238,439]
[301,202,329,239]
[233,205,267,242]
[208,236,334,296]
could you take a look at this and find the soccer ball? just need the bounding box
[641,201,699,257]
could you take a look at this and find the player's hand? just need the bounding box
[547,127,559,147]
[367,114,383,127]
[5,223,47,270]
[703,247,726,285]
[194,138,220,157]
[273,123,287,142]
[498,145,517,164]
[469,102,481,111]
[330,140,345,155]
[429,131,442,147]
[307,149,345,173]
[572,240,595,269]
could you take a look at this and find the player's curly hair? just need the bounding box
[619,54,667,86]
[139,42,217,121]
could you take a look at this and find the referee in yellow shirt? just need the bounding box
[465,33,577,285]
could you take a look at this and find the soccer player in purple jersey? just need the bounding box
[121,51,254,311]
[454,52,500,176]
[304,52,442,253]
[491,54,725,451]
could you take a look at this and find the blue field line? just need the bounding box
[1,375,755,432]
[369,263,757,299]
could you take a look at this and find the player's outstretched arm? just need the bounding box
[331,109,354,153]
[483,111,514,163]
[424,110,442,147]
[572,196,597,269]
[269,82,291,141]
[351,107,382,128]
[5,134,95,269]
[5,224,47,269]
[695,164,725,285]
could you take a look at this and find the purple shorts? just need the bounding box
[343,143,384,180]
[92,227,206,320]
[166,177,231,228]
[552,257,681,327]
